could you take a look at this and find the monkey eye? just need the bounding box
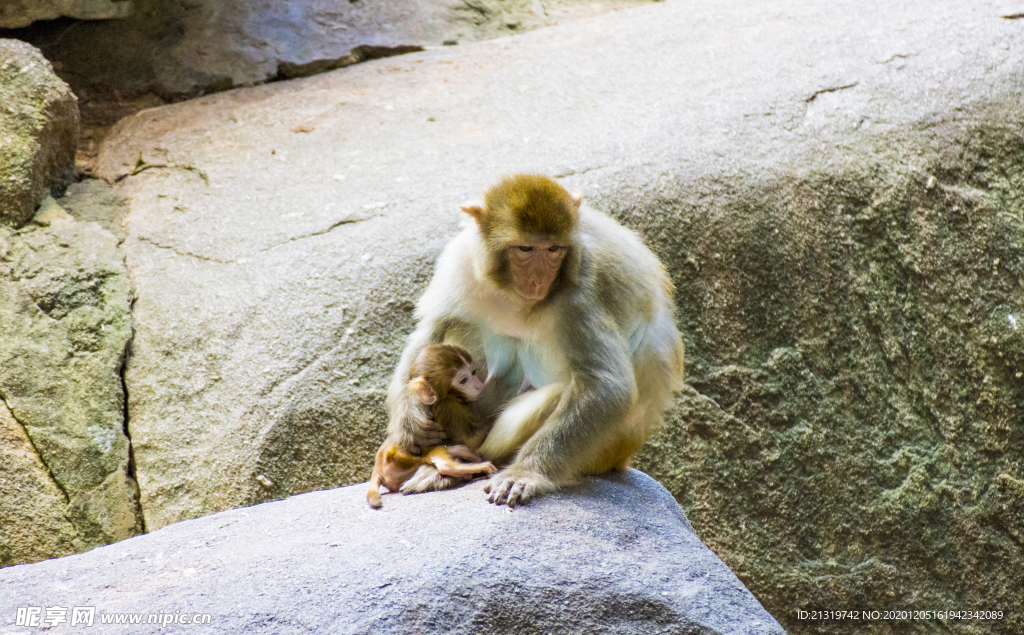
[516,246,534,252]
[460,377,468,384]
[548,246,562,252]
[471,369,477,375]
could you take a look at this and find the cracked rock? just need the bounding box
[0,399,79,566]
[7,0,656,100]
[88,0,1024,631]
[0,193,142,567]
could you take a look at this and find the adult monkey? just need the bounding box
[385,174,684,507]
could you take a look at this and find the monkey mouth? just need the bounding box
[516,288,549,301]
[514,281,553,301]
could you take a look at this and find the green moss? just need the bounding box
[0,214,141,561]
[637,103,1024,634]
[0,39,78,227]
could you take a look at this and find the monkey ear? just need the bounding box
[410,378,437,405]
[459,201,486,226]
[570,191,583,211]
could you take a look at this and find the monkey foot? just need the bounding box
[483,472,539,508]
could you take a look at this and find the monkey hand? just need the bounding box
[410,419,448,454]
[483,468,552,508]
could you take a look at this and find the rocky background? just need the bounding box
[0,0,652,176]
[0,39,141,568]
[0,0,133,29]
[1,1,1022,634]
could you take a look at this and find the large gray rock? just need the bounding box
[0,1,133,29]
[0,471,784,635]
[0,192,142,566]
[0,40,78,227]
[11,0,654,100]
[14,0,1017,631]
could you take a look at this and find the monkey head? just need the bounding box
[461,174,583,303]
[408,344,485,405]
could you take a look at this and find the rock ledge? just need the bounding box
[0,470,783,635]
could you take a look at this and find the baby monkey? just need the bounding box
[367,344,496,508]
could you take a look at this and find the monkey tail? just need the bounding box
[478,383,564,462]
[400,465,462,494]
[367,462,384,509]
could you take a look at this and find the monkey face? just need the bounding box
[507,239,568,301]
[451,361,485,402]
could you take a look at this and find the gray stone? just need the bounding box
[57,179,130,240]
[0,196,142,564]
[0,1,133,29]
[84,0,1024,631]
[0,471,784,635]
[11,0,654,100]
[0,40,79,227]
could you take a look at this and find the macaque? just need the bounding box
[367,344,496,508]
[386,174,685,507]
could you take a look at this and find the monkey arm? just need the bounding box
[486,305,637,506]
[527,334,636,477]
[384,319,449,452]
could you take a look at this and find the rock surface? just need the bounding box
[2,0,1023,632]
[0,400,79,566]
[1,0,653,100]
[0,1,133,29]
[0,40,78,227]
[0,471,784,635]
[0,190,142,566]
[83,0,1024,632]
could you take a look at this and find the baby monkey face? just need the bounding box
[453,362,485,402]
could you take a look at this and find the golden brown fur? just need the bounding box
[386,174,684,507]
[368,344,494,508]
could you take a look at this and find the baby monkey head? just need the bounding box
[461,174,583,303]
[409,344,484,405]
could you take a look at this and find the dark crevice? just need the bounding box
[552,165,605,178]
[119,336,147,533]
[119,265,147,533]
[0,391,71,505]
[114,162,210,185]
[119,299,136,473]
[879,53,913,65]
[258,216,375,252]
[804,82,859,103]
[275,44,425,81]
[459,0,492,20]
[137,236,233,263]
[137,214,374,264]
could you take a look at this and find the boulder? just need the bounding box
[0,399,80,566]
[0,40,79,227]
[0,471,785,634]
[0,1,133,29]
[9,0,654,100]
[0,188,142,566]
[81,0,1024,631]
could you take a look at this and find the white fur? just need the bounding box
[479,383,563,461]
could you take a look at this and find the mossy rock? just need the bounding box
[0,39,78,227]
